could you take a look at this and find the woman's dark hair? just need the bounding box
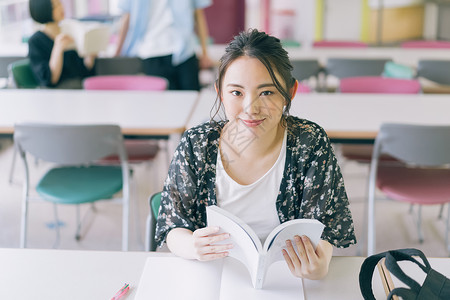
[213,29,295,126]
[29,0,53,24]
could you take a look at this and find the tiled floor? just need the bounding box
[0,137,448,257]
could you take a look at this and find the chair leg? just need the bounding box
[8,146,17,184]
[52,204,61,249]
[74,203,97,241]
[122,197,129,252]
[149,216,157,252]
[20,196,29,248]
[417,205,424,244]
[145,214,151,252]
[75,205,82,241]
[446,203,450,255]
[438,204,444,220]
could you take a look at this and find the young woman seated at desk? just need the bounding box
[155,29,356,280]
[28,0,95,88]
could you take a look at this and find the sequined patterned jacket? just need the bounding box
[155,116,356,248]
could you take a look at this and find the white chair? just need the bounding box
[14,123,130,251]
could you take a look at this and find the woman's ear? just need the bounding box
[290,80,299,99]
[214,82,222,101]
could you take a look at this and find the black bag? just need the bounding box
[359,248,450,300]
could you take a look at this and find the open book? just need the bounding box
[134,256,306,300]
[60,19,110,56]
[206,205,325,289]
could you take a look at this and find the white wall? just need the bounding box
[323,0,362,41]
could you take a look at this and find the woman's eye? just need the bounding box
[260,91,273,96]
[231,90,242,96]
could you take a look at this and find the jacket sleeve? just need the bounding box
[155,131,201,247]
[301,127,357,248]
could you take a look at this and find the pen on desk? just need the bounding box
[111,283,130,300]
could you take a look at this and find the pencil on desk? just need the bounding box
[111,283,130,300]
[377,258,399,300]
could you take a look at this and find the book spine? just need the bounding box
[254,255,266,289]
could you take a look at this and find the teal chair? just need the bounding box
[8,58,39,88]
[145,192,161,251]
[14,123,130,251]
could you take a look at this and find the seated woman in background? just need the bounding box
[28,0,95,88]
[155,29,356,280]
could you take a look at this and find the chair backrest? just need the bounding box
[339,77,421,94]
[374,123,450,167]
[326,58,391,79]
[83,75,168,91]
[14,123,127,165]
[150,192,161,219]
[0,56,26,78]
[94,57,143,75]
[401,40,450,49]
[8,58,39,88]
[417,60,450,85]
[291,59,322,82]
[313,40,368,48]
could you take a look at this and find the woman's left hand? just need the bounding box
[282,236,333,280]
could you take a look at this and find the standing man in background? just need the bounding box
[114,0,214,91]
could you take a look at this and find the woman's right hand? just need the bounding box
[192,226,233,261]
[54,33,75,51]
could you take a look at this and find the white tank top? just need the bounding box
[215,130,287,243]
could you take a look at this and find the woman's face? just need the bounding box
[51,0,65,22]
[220,56,288,138]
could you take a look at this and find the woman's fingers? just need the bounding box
[192,226,233,260]
[285,239,301,266]
[293,235,310,265]
[282,249,296,273]
[301,235,318,264]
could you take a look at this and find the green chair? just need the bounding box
[145,192,161,251]
[8,58,39,88]
[14,123,130,251]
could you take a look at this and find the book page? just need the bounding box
[220,258,304,300]
[264,219,325,265]
[134,257,223,300]
[206,206,261,276]
[60,19,110,56]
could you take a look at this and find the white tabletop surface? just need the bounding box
[0,248,448,300]
[0,89,199,136]
[191,90,450,140]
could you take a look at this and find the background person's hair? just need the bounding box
[29,0,53,24]
[212,29,295,125]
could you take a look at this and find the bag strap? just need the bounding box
[359,248,431,300]
[384,249,431,293]
[387,287,418,299]
[359,251,390,300]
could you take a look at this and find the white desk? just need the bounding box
[192,90,450,142]
[208,44,450,67]
[0,248,448,299]
[0,89,199,136]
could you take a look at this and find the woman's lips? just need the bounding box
[241,119,265,127]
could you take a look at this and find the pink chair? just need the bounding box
[400,40,450,49]
[313,40,368,48]
[339,76,421,94]
[367,123,450,255]
[83,75,168,91]
[296,82,312,93]
[83,75,168,165]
